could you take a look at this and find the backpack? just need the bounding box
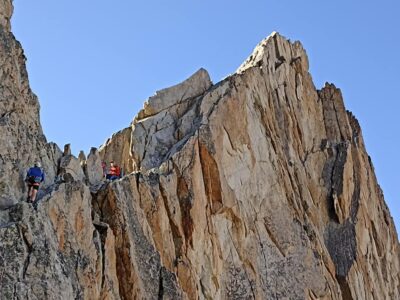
[27,168,43,184]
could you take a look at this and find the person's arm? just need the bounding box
[41,171,45,182]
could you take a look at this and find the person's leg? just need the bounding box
[31,186,38,202]
[27,185,32,201]
[29,185,36,201]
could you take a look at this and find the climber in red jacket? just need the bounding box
[106,161,120,181]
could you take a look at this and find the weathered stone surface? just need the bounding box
[0,181,120,299]
[99,126,133,175]
[59,154,85,183]
[96,32,400,299]
[0,6,399,299]
[94,176,186,299]
[85,147,103,186]
[129,68,212,171]
[0,1,60,208]
[137,68,212,120]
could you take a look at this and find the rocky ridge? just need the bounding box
[0,0,61,209]
[0,2,399,299]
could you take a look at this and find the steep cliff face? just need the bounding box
[0,0,61,209]
[0,3,399,299]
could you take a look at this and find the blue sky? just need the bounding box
[12,0,399,233]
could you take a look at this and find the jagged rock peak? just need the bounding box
[237,31,309,75]
[126,32,313,173]
[0,0,13,31]
[136,68,212,121]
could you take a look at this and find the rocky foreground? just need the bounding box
[0,1,399,299]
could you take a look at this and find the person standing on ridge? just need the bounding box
[25,162,45,204]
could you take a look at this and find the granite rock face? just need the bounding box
[130,68,212,171]
[85,147,104,186]
[99,127,134,175]
[0,182,120,300]
[0,1,61,209]
[0,4,399,299]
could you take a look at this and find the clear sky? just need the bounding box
[11,0,399,233]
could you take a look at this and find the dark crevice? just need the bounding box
[323,113,362,299]
[272,34,286,70]
[172,162,194,248]
[274,57,286,70]
[324,141,360,298]
[348,119,362,224]
[331,142,348,208]
[337,275,354,300]
[322,141,349,223]
[158,267,164,300]
[99,228,108,291]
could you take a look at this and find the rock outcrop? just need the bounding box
[0,0,61,209]
[99,127,134,175]
[0,3,399,299]
[85,147,104,186]
[129,68,212,171]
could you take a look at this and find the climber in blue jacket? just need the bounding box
[25,162,45,204]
